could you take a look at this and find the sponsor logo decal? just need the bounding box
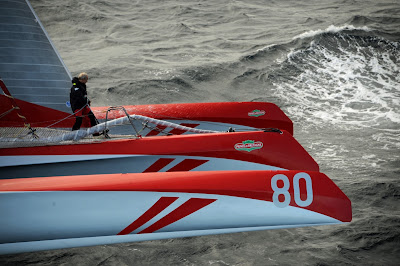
[248,109,266,117]
[234,140,263,152]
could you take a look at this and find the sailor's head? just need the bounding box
[78,72,89,83]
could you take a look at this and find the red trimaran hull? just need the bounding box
[0,79,293,135]
[0,170,351,254]
[0,79,351,254]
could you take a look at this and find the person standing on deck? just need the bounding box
[70,72,98,132]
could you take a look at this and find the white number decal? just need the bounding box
[293,172,313,207]
[271,173,313,208]
[271,174,291,208]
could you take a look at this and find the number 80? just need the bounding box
[271,173,313,208]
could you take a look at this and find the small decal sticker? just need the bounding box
[66,101,71,107]
[248,109,266,117]
[234,140,263,152]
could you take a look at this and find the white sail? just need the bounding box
[0,0,72,113]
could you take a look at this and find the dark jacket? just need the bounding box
[70,77,88,111]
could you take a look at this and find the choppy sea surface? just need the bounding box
[1,0,400,265]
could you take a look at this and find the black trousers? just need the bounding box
[72,110,98,131]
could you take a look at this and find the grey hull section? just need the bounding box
[0,155,283,179]
[0,190,340,254]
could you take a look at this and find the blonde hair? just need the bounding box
[78,72,88,81]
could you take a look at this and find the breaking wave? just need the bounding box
[265,26,399,132]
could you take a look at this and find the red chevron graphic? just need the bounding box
[118,197,178,235]
[143,158,175,173]
[138,198,216,234]
[166,159,208,172]
[146,125,168,136]
[143,158,209,173]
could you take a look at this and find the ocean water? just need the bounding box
[1,0,399,265]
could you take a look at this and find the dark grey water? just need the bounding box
[1,0,400,265]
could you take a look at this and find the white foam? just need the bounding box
[272,30,399,149]
[293,25,372,40]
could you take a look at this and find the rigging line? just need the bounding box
[137,121,149,135]
[105,106,140,138]
[141,121,171,136]
[104,106,182,137]
[45,104,89,128]
[107,108,216,129]
[101,105,258,131]
[0,106,18,119]
[0,79,38,138]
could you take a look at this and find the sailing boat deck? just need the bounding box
[0,127,134,149]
